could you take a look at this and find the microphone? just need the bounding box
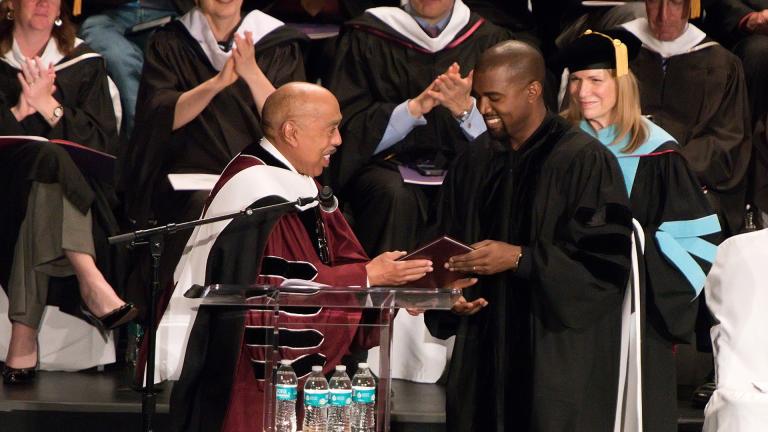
[318,186,338,213]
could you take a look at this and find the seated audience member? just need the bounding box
[425,40,633,432]
[0,0,135,383]
[702,0,768,226]
[327,0,513,383]
[463,0,536,35]
[561,29,721,431]
[532,0,646,55]
[702,228,768,432]
[328,0,514,257]
[155,83,439,432]
[622,0,752,236]
[248,0,398,83]
[119,0,307,302]
[78,0,194,137]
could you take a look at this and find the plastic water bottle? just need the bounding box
[303,365,329,432]
[351,363,376,432]
[328,365,353,432]
[275,359,298,432]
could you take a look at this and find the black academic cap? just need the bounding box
[560,28,641,77]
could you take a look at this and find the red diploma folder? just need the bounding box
[0,136,116,182]
[397,236,473,288]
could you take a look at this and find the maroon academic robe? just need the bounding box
[166,141,376,432]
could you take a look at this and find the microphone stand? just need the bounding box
[108,196,317,432]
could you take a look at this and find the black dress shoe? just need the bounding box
[81,303,139,341]
[2,364,37,385]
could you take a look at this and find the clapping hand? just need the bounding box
[744,10,768,35]
[233,31,263,82]
[213,56,238,90]
[429,62,474,118]
[13,57,56,121]
[408,82,441,118]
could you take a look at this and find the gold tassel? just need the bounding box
[73,0,82,16]
[690,0,701,19]
[613,39,628,77]
[583,29,629,77]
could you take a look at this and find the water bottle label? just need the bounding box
[352,386,376,403]
[303,389,328,407]
[276,384,297,401]
[329,389,352,406]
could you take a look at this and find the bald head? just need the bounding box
[476,40,545,89]
[262,82,339,139]
[261,82,343,177]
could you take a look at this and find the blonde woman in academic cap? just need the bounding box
[0,0,134,384]
[562,28,721,432]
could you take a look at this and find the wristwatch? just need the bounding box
[455,108,471,123]
[49,104,64,123]
[455,98,474,123]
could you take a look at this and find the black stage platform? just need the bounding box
[0,367,704,432]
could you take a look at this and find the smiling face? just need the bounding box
[646,0,688,41]
[409,0,454,23]
[568,68,618,130]
[10,0,60,33]
[473,66,535,142]
[290,93,343,178]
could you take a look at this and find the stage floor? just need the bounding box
[0,366,704,431]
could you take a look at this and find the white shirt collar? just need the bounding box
[2,37,84,70]
[179,8,284,71]
[366,0,471,53]
[260,137,300,175]
[622,17,712,59]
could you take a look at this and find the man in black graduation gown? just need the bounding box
[327,0,515,257]
[425,41,633,432]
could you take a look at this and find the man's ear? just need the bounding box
[282,120,299,148]
[527,81,543,102]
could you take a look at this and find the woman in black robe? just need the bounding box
[119,1,307,305]
[561,29,721,431]
[0,0,135,384]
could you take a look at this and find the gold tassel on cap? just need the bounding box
[73,0,81,16]
[690,0,701,19]
[584,29,630,78]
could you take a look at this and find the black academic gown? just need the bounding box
[584,120,722,431]
[0,43,120,309]
[326,10,513,255]
[121,20,307,228]
[119,19,307,310]
[631,145,721,431]
[631,42,752,236]
[426,114,633,432]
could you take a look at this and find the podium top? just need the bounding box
[184,284,461,310]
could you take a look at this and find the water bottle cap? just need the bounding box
[311,365,323,372]
[358,362,368,368]
[335,365,346,371]
[280,359,291,366]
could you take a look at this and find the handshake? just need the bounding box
[407,62,474,120]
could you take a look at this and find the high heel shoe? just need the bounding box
[2,364,37,385]
[81,303,139,342]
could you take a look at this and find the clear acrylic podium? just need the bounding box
[191,284,459,431]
